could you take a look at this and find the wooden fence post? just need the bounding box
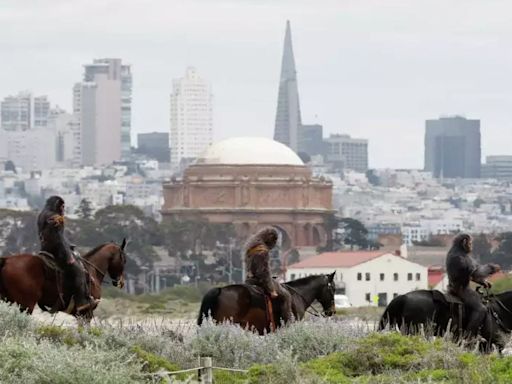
[199,356,213,384]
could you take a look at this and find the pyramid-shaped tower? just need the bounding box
[273,21,302,152]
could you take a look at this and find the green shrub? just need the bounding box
[0,301,33,336]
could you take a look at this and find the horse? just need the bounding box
[378,288,512,353]
[0,239,127,321]
[197,272,337,335]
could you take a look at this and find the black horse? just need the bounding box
[378,288,512,352]
[197,273,337,335]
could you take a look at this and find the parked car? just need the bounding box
[334,294,351,308]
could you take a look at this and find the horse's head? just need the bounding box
[108,238,127,289]
[317,272,336,317]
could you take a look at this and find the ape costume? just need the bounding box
[446,233,500,338]
[244,227,292,323]
[38,196,95,313]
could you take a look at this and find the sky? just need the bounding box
[1,0,512,169]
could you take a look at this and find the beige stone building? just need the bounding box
[162,137,333,250]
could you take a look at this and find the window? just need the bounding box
[393,293,399,298]
[365,273,370,281]
[393,273,398,281]
[407,273,413,281]
[416,273,421,281]
[380,273,385,281]
[365,293,371,302]
[357,273,362,281]
[290,274,296,280]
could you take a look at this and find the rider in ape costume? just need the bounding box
[446,233,500,339]
[245,227,293,322]
[38,196,96,313]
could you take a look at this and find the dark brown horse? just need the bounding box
[0,239,127,320]
[197,273,337,334]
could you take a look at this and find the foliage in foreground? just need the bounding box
[2,301,512,383]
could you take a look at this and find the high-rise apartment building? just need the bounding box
[324,134,368,172]
[274,21,302,152]
[74,58,132,166]
[424,116,481,178]
[1,92,50,131]
[170,67,213,165]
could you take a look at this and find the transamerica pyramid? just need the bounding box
[273,20,302,152]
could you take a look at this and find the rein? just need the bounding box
[76,250,123,287]
[478,286,512,332]
[284,283,324,318]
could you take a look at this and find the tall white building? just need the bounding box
[74,58,132,166]
[170,67,213,165]
[1,92,50,131]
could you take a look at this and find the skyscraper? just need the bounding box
[424,116,481,178]
[1,92,50,131]
[74,58,132,166]
[170,67,213,165]
[274,20,302,152]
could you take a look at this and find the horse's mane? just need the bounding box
[82,243,109,259]
[285,274,325,287]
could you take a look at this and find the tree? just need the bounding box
[472,233,492,263]
[68,205,162,275]
[339,218,369,250]
[0,209,38,255]
[75,198,93,219]
[489,232,512,269]
[318,214,370,252]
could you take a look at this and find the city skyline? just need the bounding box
[3,1,512,169]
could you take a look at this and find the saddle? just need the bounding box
[432,290,463,305]
[36,251,92,314]
[245,284,277,332]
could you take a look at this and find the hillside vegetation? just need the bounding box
[1,301,512,383]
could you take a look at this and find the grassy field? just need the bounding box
[2,299,512,384]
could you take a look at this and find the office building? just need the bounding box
[137,132,171,163]
[424,116,481,178]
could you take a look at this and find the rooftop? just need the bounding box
[288,251,385,269]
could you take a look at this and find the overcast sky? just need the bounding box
[1,0,512,169]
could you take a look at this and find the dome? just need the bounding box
[196,137,304,166]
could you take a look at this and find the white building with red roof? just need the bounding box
[286,251,428,307]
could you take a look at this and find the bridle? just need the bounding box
[285,278,335,318]
[477,286,512,333]
[77,245,126,287]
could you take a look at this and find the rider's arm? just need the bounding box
[469,256,500,285]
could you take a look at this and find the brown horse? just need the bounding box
[0,239,127,320]
[197,273,337,334]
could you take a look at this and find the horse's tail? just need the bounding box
[378,294,406,331]
[197,287,222,326]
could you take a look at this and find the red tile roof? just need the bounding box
[288,251,385,269]
[428,270,444,288]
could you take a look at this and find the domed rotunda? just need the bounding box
[162,137,333,250]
